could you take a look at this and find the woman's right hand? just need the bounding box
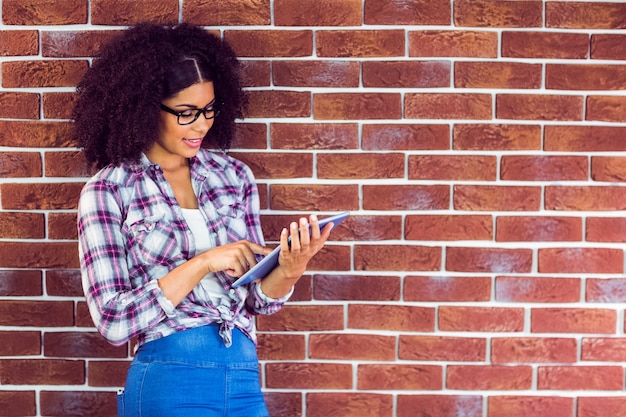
[203,240,273,278]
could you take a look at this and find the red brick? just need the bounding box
[446,247,533,273]
[587,278,626,303]
[264,392,302,417]
[266,363,352,389]
[587,217,626,242]
[257,334,305,361]
[40,390,116,417]
[447,365,532,390]
[492,338,578,364]
[409,30,498,58]
[355,244,441,272]
[270,184,358,211]
[257,305,343,332]
[545,126,626,152]
[587,96,626,122]
[363,185,449,210]
[313,275,401,301]
[579,397,626,417]
[399,336,486,362]
[184,0,270,25]
[502,31,589,59]
[0,242,78,269]
[546,185,626,211]
[2,60,87,88]
[0,300,73,327]
[0,331,41,356]
[348,304,435,332]
[454,124,541,150]
[314,93,401,120]
[496,216,582,242]
[358,364,442,390]
[245,90,311,118]
[489,396,574,417]
[454,0,542,28]
[538,366,623,390]
[273,60,359,87]
[2,0,87,25]
[291,275,312,302]
[398,395,483,417]
[0,270,42,296]
[317,153,404,179]
[44,151,94,178]
[232,123,267,149]
[592,34,626,60]
[42,92,77,119]
[240,60,270,88]
[404,276,491,302]
[496,276,580,303]
[48,212,79,240]
[0,391,36,417]
[363,61,450,88]
[497,95,584,121]
[0,30,38,56]
[362,124,450,151]
[405,215,493,241]
[46,269,83,297]
[454,185,541,211]
[365,0,450,25]
[405,93,492,120]
[531,308,616,334]
[1,359,84,385]
[1,182,83,210]
[547,64,626,90]
[310,334,396,361]
[275,0,361,26]
[91,0,178,25]
[75,302,95,328]
[0,121,74,148]
[44,333,127,358]
[582,338,626,362]
[87,360,131,387]
[408,155,496,181]
[307,393,393,417]
[547,2,626,29]
[0,212,44,239]
[496,277,580,303]
[455,62,542,89]
[225,30,312,57]
[0,152,42,178]
[306,245,351,272]
[501,155,587,181]
[316,30,404,57]
[271,123,358,150]
[231,152,313,179]
[42,30,123,58]
[439,306,524,332]
[0,92,39,119]
[539,247,623,274]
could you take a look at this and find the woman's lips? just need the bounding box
[183,138,203,148]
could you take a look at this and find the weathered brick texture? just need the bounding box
[2,1,626,416]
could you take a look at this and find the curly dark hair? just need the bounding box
[72,23,246,168]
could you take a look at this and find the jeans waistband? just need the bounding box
[135,324,258,368]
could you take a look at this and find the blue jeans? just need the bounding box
[117,325,269,417]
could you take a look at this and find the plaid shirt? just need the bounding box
[78,150,288,348]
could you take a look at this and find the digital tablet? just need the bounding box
[231,211,350,288]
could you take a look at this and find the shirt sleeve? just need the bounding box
[78,180,174,346]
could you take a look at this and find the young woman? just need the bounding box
[75,23,332,417]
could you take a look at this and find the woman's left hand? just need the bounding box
[259,214,333,298]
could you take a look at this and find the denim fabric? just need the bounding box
[117,325,269,417]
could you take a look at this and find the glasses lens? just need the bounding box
[175,104,220,125]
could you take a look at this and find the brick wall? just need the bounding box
[1,0,626,416]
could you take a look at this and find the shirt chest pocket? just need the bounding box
[126,213,185,266]
[213,201,248,242]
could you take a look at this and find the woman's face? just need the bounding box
[147,81,216,167]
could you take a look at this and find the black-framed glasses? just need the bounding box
[160,101,220,125]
